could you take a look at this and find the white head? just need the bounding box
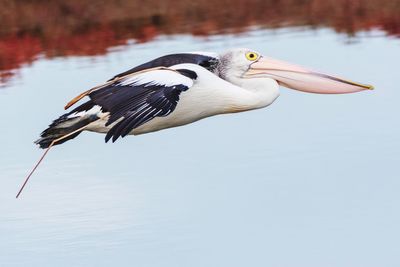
[217,48,373,94]
[217,48,264,87]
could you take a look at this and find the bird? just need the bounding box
[16,48,373,198]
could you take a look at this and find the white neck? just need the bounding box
[224,77,280,113]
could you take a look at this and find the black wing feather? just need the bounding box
[88,69,195,143]
[108,53,217,81]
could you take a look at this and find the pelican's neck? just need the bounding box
[225,76,280,112]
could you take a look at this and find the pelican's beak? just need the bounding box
[245,57,373,94]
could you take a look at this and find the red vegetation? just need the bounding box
[0,0,399,85]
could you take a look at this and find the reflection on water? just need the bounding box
[1,0,400,86]
[0,27,400,266]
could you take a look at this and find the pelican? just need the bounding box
[16,48,373,197]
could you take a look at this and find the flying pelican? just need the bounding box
[16,48,373,198]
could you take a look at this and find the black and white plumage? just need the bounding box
[96,68,196,142]
[35,48,373,149]
[35,52,219,148]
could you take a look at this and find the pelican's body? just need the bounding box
[85,63,279,135]
[35,48,373,147]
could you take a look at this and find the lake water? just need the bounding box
[0,28,399,267]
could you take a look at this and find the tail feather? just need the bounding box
[35,101,101,149]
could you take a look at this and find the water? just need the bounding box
[1,28,399,267]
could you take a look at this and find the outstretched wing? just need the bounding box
[87,67,197,142]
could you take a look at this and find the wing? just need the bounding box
[86,67,197,142]
[64,52,219,110]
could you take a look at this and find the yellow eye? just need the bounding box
[245,52,259,61]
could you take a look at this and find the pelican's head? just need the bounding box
[218,48,373,94]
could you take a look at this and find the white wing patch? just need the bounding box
[67,105,103,119]
[119,69,194,88]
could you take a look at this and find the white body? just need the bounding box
[85,64,280,135]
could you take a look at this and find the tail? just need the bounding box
[16,101,102,198]
[35,101,100,149]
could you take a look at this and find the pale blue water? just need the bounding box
[0,28,399,267]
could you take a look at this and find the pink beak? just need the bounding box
[245,57,374,94]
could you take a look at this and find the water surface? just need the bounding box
[0,28,399,267]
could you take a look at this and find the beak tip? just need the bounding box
[364,84,374,90]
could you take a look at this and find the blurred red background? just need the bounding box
[1,0,399,85]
